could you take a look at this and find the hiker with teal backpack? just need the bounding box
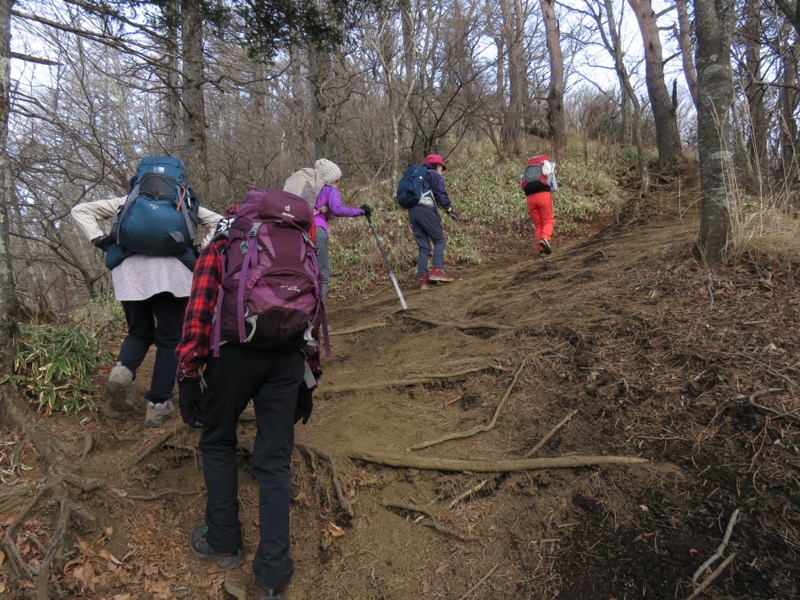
[70,156,222,428]
[396,154,460,289]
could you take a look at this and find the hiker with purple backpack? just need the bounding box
[175,188,324,600]
[312,158,371,302]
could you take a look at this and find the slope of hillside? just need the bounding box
[2,186,798,599]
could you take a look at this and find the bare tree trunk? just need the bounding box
[628,0,682,170]
[483,0,506,154]
[500,0,527,154]
[308,46,328,159]
[779,26,799,188]
[0,0,17,377]
[742,1,768,191]
[540,0,565,156]
[598,0,649,196]
[695,0,736,268]
[165,30,183,156]
[288,44,307,167]
[181,0,210,200]
[676,0,698,108]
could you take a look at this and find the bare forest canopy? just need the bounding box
[5,0,800,315]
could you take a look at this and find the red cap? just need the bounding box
[423,154,447,171]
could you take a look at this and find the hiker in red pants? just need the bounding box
[521,155,558,255]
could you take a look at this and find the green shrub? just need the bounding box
[3,322,114,414]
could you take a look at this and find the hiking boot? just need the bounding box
[259,584,289,599]
[107,363,135,412]
[539,238,552,255]
[419,272,430,290]
[428,267,454,283]
[189,526,245,569]
[144,400,176,428]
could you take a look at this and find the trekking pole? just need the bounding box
[366,215,408,311]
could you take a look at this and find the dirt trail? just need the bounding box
[3,190,799,599]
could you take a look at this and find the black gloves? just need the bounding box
[446,207,460,221]
[359,204,372,218]
[295,382,314,424]
[178,375,204,427]
[93,235,114,252]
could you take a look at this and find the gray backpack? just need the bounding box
[283,167,325,208]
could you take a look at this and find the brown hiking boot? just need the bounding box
[429,267,454,283]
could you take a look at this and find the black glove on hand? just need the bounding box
[359,204,372,218]
[295,382,314,425]
[447,208,460,221]
[93,235,114,252]
[178,375,203,427]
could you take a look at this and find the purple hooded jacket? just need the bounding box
[313,184,363,234]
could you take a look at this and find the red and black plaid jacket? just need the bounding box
[176,240,224,378]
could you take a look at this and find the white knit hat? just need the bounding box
[314,158,342,184]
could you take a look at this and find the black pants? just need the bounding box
[118,292,188,402]
[199,343,304,589]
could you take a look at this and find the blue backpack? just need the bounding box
[396,164,431,209]
[111,156,201,256]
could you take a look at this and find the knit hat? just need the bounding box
[423,154,447,171]
[314,159,342,184]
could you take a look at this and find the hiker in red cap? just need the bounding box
[409,154,461,289]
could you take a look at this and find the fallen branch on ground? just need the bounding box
[524,410,579,457]
[688,552,736,600]
[458,563,499,600]
[447,478,492,510]
[380,500,472,541]
[692,509,739,582]
[410,358,528,451]
[299,444,648,472]
[746,389,799,423]
[319,364,501,394]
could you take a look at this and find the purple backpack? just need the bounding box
[211,187,327,356]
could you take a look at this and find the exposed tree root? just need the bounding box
[0,388,104,598]
[401,314,513,331]
[127,427,178,468]
[319,364,501,394]
[295,442,354,517]
[300,444,648,472]
[329,323,386,336]
[409,358,529,451]
[126,489,205,501]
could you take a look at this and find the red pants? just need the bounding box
[526,192,554,245]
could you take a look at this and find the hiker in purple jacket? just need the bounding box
[313,158,370,302]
